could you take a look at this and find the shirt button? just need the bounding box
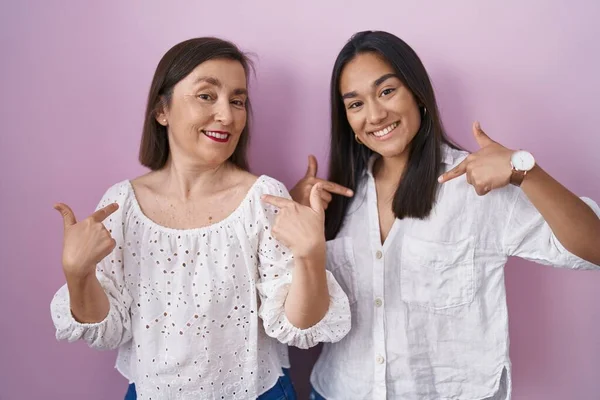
[374,298,383,307]
[375,250,383,259]
[376,355,385,364]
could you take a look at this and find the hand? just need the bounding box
[289,155,353,209]
[438,122,513,195]
[54,202,119,280]
[261,183,326,260]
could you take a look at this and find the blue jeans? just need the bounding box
[124,368,296,399]
[309,386,327,400]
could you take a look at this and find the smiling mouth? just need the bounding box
[202,130,230,143]
[368,121,399,138]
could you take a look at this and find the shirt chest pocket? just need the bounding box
[400,234,475,310]
[326,237,358,305]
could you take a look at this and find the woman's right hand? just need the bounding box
[53,202,119,281]
[289,155,354,209]
[262,183,327,261]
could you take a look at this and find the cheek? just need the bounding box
[407,108,422,135]
[172,104,210,131]
[346,111,363,133]
[235,110,248,130]
[192,106,213,124]
[395,98,421,131]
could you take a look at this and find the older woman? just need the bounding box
[50,37,351,400]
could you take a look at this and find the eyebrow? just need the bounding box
[341,73,399,99]
[194,76,248,95]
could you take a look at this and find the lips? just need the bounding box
[369,121,399,138]
[203,130,230,143]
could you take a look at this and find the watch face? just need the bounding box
[511,150,535,171]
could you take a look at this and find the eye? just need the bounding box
[231,99,245,107]
[348,101,363,109]
[197,94,212,101]
[380,88,395,97]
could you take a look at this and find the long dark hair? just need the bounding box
[139,37,253,171]
[325,31,458,240]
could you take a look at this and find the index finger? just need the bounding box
[261,194,295,209]
[318,180,354,197]
[91,203,119,222]
[438,159,468,183]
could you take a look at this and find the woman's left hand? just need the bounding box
[261,183,326,260]
[438,121,514,195]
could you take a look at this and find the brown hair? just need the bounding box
[139,37,253,171]
[326,31,460,240]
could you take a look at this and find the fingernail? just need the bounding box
[347,190,354,196]
[437,176,443,182]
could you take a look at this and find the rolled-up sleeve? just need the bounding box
[502,190,600,269]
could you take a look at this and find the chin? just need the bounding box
[370,142,409,159]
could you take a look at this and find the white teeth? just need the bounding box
[204,131,229,140]
[372,122,398,137]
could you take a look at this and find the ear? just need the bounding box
[154,96,169,126]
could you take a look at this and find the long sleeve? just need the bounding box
[50,182,134,350]
[252,177,351,349]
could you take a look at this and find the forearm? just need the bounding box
[284,248,330,329]
[521,165,600,265]
[66,273,110,323]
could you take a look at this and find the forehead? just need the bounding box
[339,52,396,93]
[181,58,247,89]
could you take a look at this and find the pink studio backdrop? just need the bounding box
[1,1,599,399]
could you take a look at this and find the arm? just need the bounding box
[50,186,133,349]
[284,242,329,328]
[65,273,110,323]
[257,180,351,348]
[520,166,600,264]
[439,121,600,266]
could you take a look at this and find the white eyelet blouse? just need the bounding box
[51,175,351,400]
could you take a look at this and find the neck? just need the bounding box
[159,155,232,201]
[373,149,410,186]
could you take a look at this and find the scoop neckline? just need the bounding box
[124,175,266,235]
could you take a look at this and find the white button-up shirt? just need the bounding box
[311,145,600,400]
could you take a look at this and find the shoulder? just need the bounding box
[241,175,290,227]
[97,180,133,208]
[251,175,290,199]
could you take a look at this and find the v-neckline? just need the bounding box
[366,172,401,250]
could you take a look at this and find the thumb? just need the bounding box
[305,155,318,178]
[309,183,325,216]
[54,203,77,228]
[473,121,494,148]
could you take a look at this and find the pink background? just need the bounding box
[2,1,599,399]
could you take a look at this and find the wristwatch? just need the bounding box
[509,150,536,186]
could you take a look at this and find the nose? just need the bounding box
[213,99,233,126]
[366,100,387,126]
